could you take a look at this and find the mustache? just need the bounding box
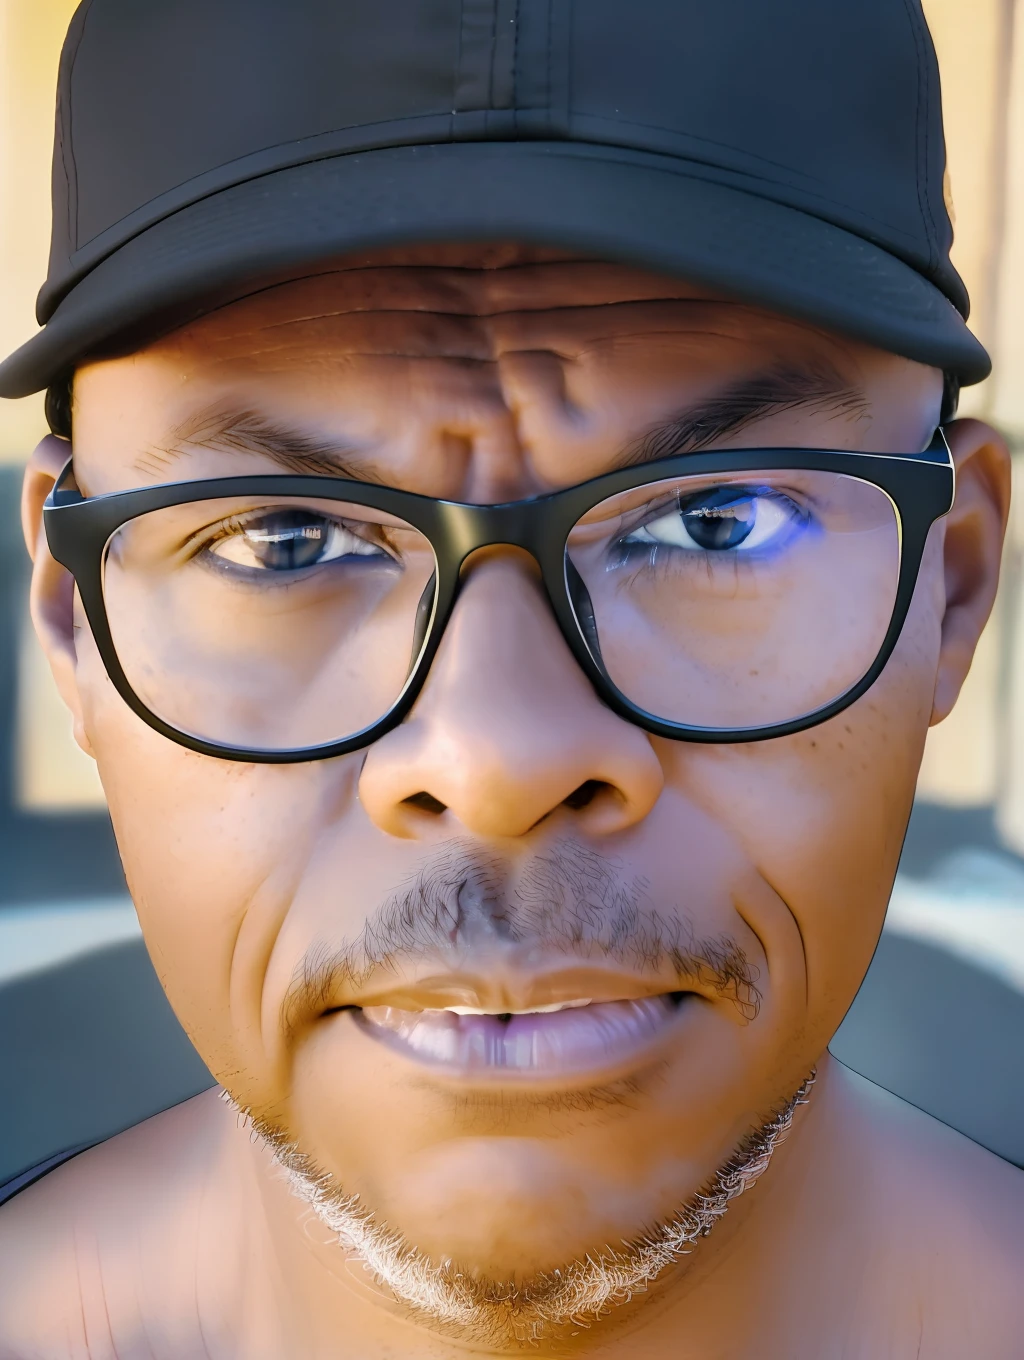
[282,843,761,1033]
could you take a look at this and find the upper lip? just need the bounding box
[328,962,695,1016]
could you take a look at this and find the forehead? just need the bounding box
[71,245,940,498]
[108,247,875,381]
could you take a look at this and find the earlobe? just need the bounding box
[20,435,94,756]
[930,418,1011,725]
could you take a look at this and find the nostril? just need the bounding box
[562,779,606,811]
[402,791,448,815]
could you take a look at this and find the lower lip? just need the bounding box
[352,994,687,1078]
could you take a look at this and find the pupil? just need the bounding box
[246,511,328,569]
[681,493,756,551]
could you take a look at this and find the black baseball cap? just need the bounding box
[0,0,990,400]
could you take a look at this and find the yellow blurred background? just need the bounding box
[3,0,1024,833]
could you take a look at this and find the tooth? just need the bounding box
[442,1000,594,1016]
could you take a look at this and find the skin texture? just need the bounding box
[1,245,1023,1357]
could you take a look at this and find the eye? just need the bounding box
[625,487,800,554]
[206,509,391,572]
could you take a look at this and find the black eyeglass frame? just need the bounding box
[43,432,955,763]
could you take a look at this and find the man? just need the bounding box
[0,0,1021,1355]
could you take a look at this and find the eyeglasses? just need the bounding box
[43,433,954,763]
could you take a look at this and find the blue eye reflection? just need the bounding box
[204,508,393,574]
[621,485,806,558]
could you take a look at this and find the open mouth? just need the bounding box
[352,993,690,1076]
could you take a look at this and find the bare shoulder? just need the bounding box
[830,1062,1024,1356]
[832,1061,1024,1220]
[0,1088,235,1357]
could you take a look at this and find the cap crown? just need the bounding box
[47,0,958,322]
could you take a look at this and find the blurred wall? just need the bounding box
[2,0,1024,837]
[0,0,76,465]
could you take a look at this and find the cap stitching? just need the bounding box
[486,0,497,108]
[901,0,940,273]
[512,0,521,131]
[58,0,96,261]
[54,90,74,268]
[546,0,553,118]
[918,1,943,270]
[559,112,827,189]
[565,0,575,131]
[489,0,518,112]
[453,0,466,130]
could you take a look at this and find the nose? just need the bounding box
[358,555,664,839]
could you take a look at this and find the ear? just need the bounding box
[930,418,1012,725]
[21,435,95,756]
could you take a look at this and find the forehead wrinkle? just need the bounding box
[196,318,498,366]
[241,347,506,368]
[251,310,496,337]
[219,305,795,382]
[254,301,761,345]
[193,259,723,325]
[174,299,766,368]
[249,296,744,328]
[486,304,832,363]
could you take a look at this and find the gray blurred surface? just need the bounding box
[0,938,213,1183]
[831,933,1024,1166]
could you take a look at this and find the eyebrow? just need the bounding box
[137,361,868,484]
[618,362,870,469]
[136,406,383,482]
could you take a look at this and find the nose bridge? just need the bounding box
[419,552,582,733]
[357,548,664,840]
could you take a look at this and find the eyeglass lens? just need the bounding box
[102,496,438,750]
[566,469,900,730]
[99,467,901,752]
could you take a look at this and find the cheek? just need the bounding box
[656,579,943,1038]
[75,621,350,1095]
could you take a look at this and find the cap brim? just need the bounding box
[0,140,991,398]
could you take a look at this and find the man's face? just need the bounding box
[28,247,988,1336]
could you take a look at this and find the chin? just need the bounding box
[375,1137,672,1279]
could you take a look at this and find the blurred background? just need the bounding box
[3,0,1024,1185]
